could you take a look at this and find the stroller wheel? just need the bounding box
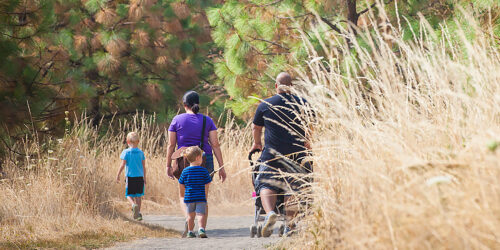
[257,224,262,238]
[278,224,285,237]
[250,224,257,238]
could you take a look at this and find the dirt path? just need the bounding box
[106,215,283,250]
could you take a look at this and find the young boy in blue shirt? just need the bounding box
[116,132,147,221]
[178,146,212,238]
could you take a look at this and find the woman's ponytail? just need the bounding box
[191,104,200,114]
[182,91,201,113]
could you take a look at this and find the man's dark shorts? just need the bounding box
[254,153,313,195]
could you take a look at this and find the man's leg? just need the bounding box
[260,188,277,214]
[260,188,278,237]
[284,195,298,230]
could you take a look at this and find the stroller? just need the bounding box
[248,149,286,238]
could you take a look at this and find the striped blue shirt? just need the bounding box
[178,166,212,203]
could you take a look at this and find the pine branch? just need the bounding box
[358,0,394,16]
[319,17,343,34]
[250,37,290,50]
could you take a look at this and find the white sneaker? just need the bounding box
[261,211,277,237]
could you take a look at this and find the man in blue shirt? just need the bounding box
[251,72,314,237]
[179,146,212,238]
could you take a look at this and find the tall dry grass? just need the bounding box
[0,114,255,245]
[284,9,500,250]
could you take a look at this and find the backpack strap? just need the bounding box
[200,115,207,149]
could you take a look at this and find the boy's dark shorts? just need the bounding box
[126,176,144,197]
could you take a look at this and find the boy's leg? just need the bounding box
[201,186,209,227]
[197,213,205,229]
[196,202,208,238]
[201,204,208,228]
[136,197,142,211]
[197,202,208,229]
[126,196,136,206]
[186,212,196,231]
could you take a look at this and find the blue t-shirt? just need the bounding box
[178,166,212,203]
[253,93,313,162]
[120,147,145,177]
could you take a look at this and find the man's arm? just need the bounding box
[251,124,263,152]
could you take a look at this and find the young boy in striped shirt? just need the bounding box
[178,146,212,238]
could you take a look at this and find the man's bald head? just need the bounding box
[276,72,292,86]
[275,72,293,93]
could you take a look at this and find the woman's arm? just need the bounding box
[166,131,177,179]
[208,130,226,182]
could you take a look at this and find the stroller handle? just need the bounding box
[248,149,261,166]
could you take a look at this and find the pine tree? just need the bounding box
[0,0,217,156]
[208,0,499,115]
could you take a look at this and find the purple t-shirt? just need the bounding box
[168,113,217,155]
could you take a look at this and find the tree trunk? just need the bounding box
[346,0,359,34]
[90,96,101,127]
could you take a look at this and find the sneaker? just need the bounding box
[137,213,143,221]
[132,204,139,219]
[198,228,207,238]
[283,226,294,237]
[261,211,277,237]
[187,231,196,238]
[182,221,188,238]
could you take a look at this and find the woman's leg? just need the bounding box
[178,183,187,217]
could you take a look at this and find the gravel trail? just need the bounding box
[106,215,283,250]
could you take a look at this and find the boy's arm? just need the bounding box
[116,160,126,183]
[142,159,146,185]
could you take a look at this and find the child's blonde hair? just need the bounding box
[126,132,140,143]
[184,146,203,163]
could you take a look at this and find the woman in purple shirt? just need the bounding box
[166,91,226,236]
